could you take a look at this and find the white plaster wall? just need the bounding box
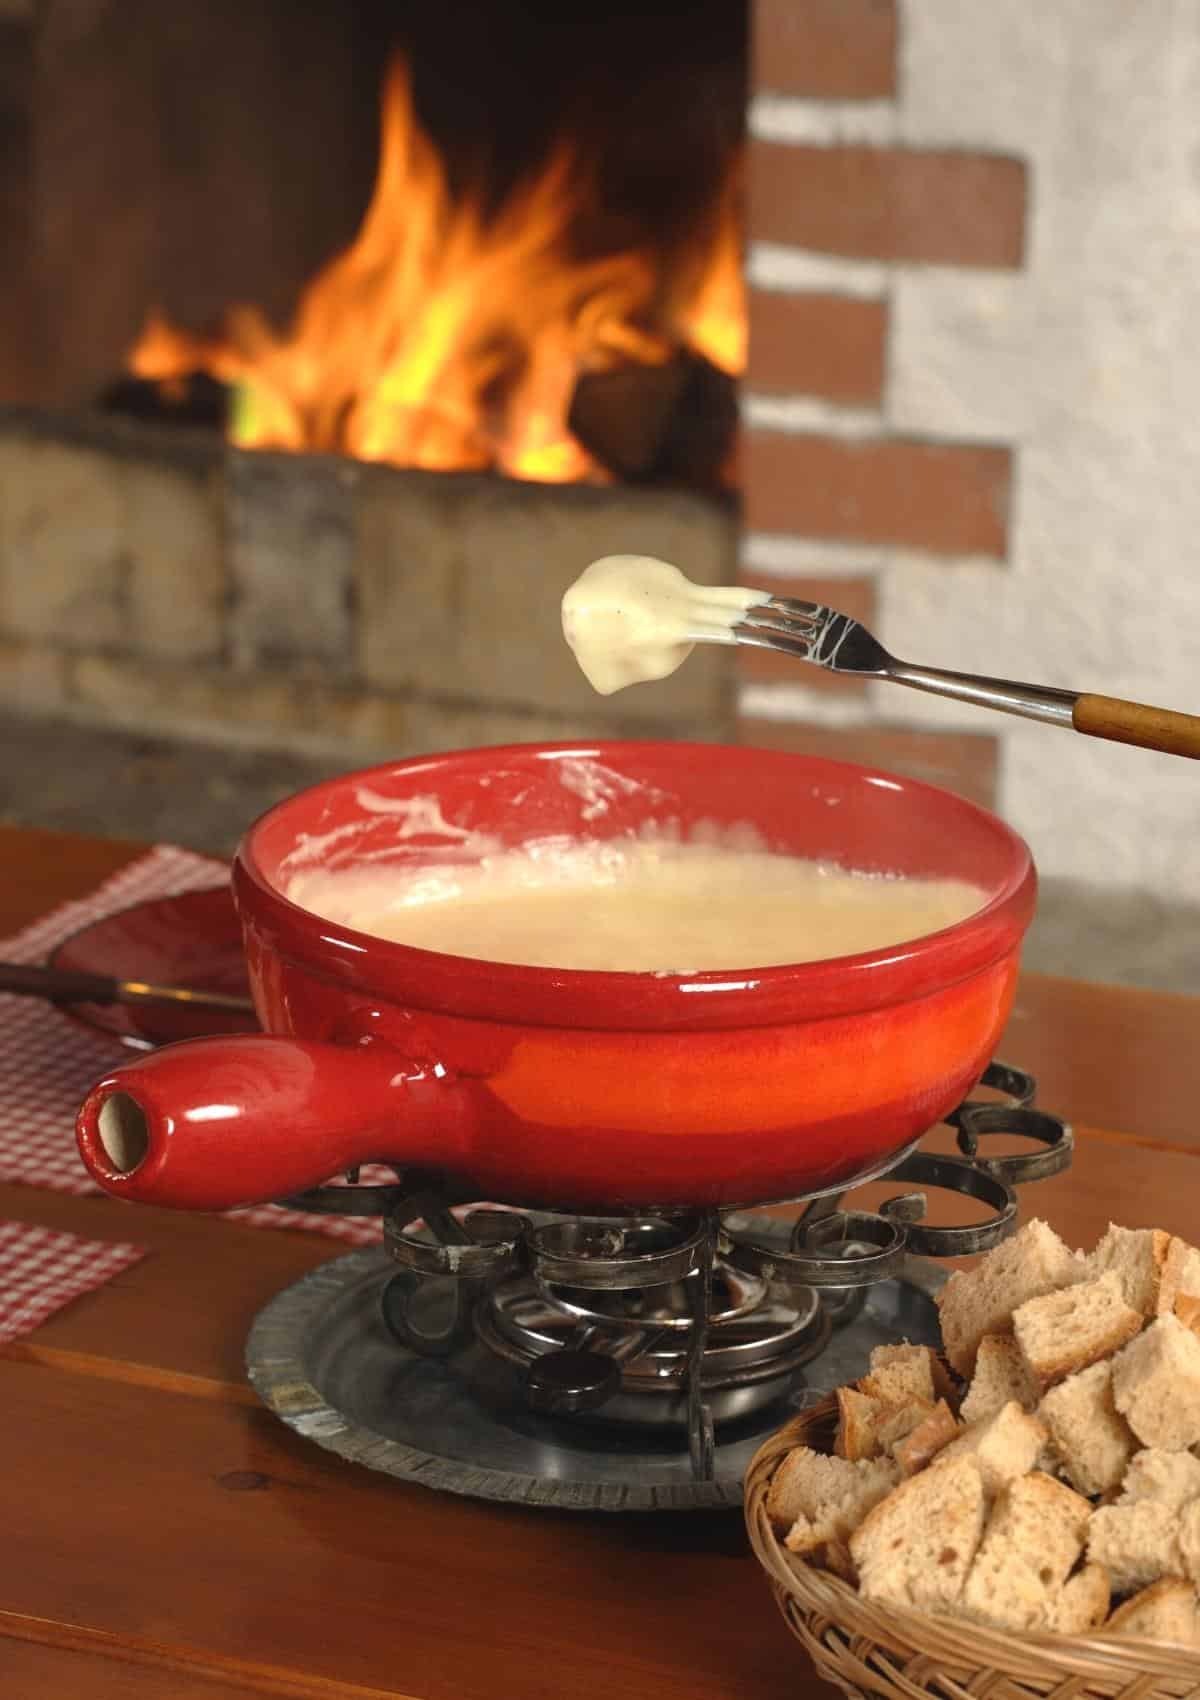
[885,0,1200,904]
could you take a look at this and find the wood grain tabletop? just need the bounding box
[0,824,1196,1700]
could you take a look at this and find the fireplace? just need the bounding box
[10,0,1200,1000]
[0,0,1005,807]
[0,0,752,762]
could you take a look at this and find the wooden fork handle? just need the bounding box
[1073,693,1200,759]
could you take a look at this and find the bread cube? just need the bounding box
[936,1220,1084,1377]
[1038,1361,1137,1496]
[1013,1270,1142,1390]
[1112,1315,1200,1450]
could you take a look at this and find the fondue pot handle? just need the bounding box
[75,1035,473,1211]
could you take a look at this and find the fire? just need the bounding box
[130,59,745,483]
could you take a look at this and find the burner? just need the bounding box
[245,1245,942,1512]
[477,1267,827,1428]
[246,1060,1073,1511]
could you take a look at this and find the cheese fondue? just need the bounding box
[561,555,762,695]
[286,840,983,973]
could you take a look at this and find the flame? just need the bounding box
[676,184,747,378]
[129,59,744,483]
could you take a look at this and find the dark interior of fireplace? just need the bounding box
[2,0,747,488]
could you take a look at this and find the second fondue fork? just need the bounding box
[690,594,1200,760]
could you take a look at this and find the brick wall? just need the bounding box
[737,0,1026,809]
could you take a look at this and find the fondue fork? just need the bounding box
[0,960,255,1015]
[699,596,1200,760]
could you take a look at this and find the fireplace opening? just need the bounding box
[81,2,748,491]
[0,0,747,829]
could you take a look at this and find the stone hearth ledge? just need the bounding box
[0,408,739,757]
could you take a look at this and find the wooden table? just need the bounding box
[1,825,1197,1700]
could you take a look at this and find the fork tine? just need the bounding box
[742,598,826,625]
[685,590,822,650]
[737,612,822,639]
[761,596,825,619]
[735,596,886,672]
[731,625,819,660]
[732,608,823,661]
[737,601,829,641]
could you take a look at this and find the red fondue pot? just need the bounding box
[76,742,1035,1213]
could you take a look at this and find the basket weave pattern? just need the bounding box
[744,1403,1200,1700]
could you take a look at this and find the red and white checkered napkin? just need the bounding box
[0,1218,147,1345]
[0,845,382,1247]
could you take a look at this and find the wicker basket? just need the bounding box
[744,1401,1200,1700]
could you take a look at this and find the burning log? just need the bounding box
[100,373,230,432]
[569,351,737,489]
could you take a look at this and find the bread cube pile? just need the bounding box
[765,1219,1200,1647]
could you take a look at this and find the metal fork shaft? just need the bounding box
[887,662,1079,729]
[739,594,1200,754]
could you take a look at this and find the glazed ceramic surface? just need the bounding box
[77,742,1035,1212]
[53,888,254,1049]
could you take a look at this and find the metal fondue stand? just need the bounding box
[245,1060,1072,1511]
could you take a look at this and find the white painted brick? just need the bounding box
[738,682,879,728]
[740,533,886,578]
[888,270,1032,443]
[885,0,1200,914]
[749,96,898,148]
[741,396,884,438]
[747,244,889,300]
